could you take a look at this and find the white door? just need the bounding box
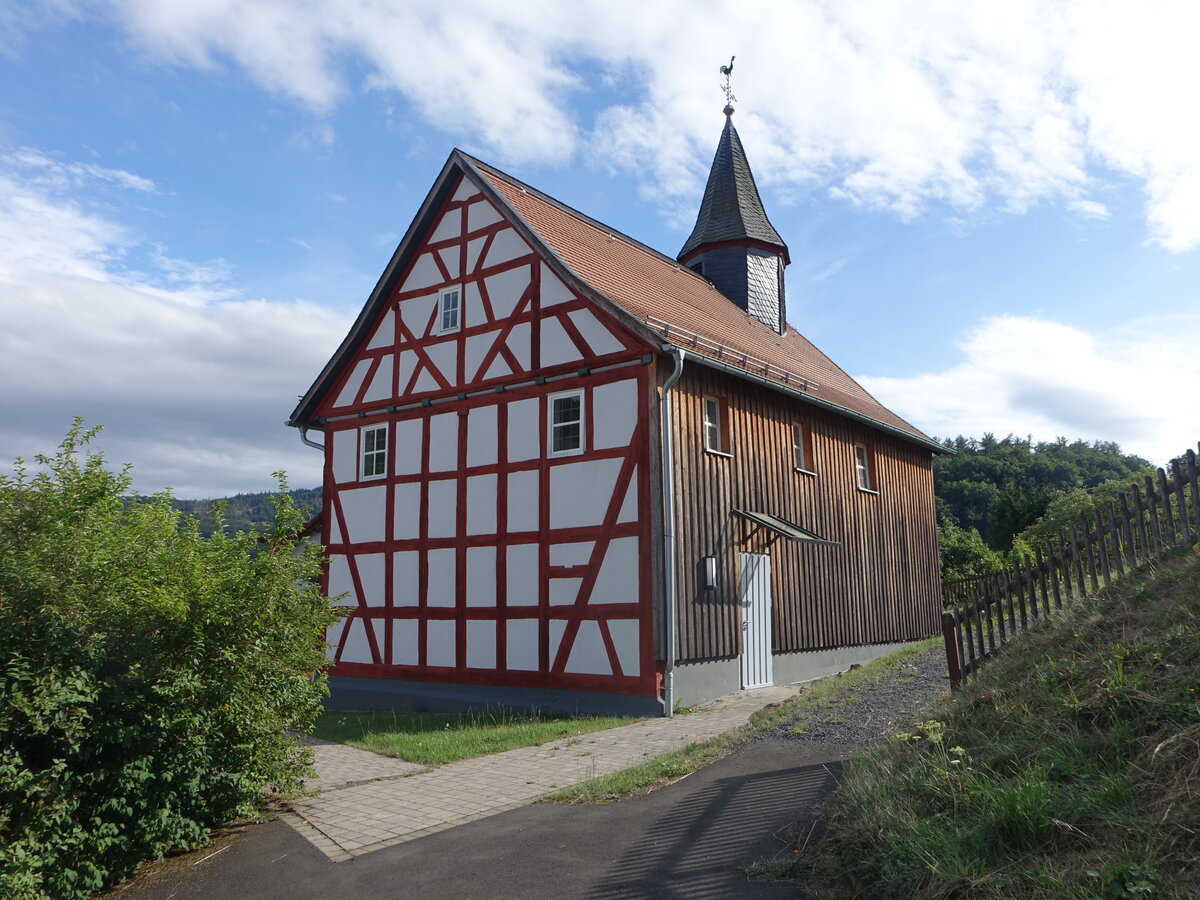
[739,553,773,689]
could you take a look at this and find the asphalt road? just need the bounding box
[112,740,853,900]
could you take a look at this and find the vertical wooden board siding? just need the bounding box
[668,365,941,662]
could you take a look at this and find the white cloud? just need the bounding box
[1068,199,1109,220]
[859,314,1200,467]
[0,159,126,281]
[2,147,156,192]
[109,0,582,166]
[0,148,349,497]
[0,0,78,57]
[813,257,849,283]
[83,0,1200,251]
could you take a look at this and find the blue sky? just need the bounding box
[2,1,1198,497]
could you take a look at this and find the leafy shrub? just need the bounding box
[1013,467,1158,551]
[0,422,340,898]
[938,519,1005,581]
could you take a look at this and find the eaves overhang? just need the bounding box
[678,346,950,455]
[288,152,465,429]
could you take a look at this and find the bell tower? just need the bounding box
[678,82,790,334]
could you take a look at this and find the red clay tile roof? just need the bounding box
[290,148,938,451]
[467,157,936,449]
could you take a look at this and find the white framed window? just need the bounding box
[854,443,876,493]
[436,286,461,334]
[703,394,729,455]
[792,421,814,473]
[361,423,388,479]
[548,389,584,456]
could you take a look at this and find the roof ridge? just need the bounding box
[456,150,714,288]
[453,149,939,452]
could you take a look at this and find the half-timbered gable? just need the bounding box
[296,162,661,709]
[292,114,945,715]
[318,176,644,417]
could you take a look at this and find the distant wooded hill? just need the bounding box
[935,435,1150,551]
[171,487,322,538]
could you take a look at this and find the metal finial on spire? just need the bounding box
[719,55,736,114]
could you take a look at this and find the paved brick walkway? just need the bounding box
[283,685,801,861]
[296,735,426,793]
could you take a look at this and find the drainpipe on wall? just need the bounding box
[660,346,686,717]
[297,426,325,452]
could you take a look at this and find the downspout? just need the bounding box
[659,346,686,717]
[297,426,325,451]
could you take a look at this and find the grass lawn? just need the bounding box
[543,733,732,803]
[308,707,638,767]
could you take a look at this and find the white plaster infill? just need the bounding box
[282,684,801,862]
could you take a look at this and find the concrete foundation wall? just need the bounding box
[671,658,741,709]
[325,675,663,718]
[671,640,926,709]
[328,640,928,718]
[772,641,920,686]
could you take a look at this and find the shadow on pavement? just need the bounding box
[586,754,842,899]
[113,740,851,900]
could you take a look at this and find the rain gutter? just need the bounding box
[659,345,686,717]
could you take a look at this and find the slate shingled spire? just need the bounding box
[679,109,790,334]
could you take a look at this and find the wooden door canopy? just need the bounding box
[732,509,839,549]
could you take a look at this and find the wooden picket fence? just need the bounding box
[943,442,1200,688]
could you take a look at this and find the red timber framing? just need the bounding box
[315,173,659,697]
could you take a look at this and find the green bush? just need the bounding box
[938,519,1005,581]
[1013,467,1156,551]
[0,422,341,898]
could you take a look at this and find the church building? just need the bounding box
[289,102,944,715]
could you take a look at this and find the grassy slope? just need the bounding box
[803,546,1200,899]
[308,709,636,767]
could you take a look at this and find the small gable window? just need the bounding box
[792,421,814,474]
[549,389,584,456]
[362,424,388,479]
[703,395,730,455]
[854,443,877,493]
[437,286,461,334]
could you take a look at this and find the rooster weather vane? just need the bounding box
[720,55,737,112]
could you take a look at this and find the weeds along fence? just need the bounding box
[942,573,994,609]
[943,443,1200,688]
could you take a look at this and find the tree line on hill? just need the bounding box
[171,487,322,538]
[935,434,1152,581]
